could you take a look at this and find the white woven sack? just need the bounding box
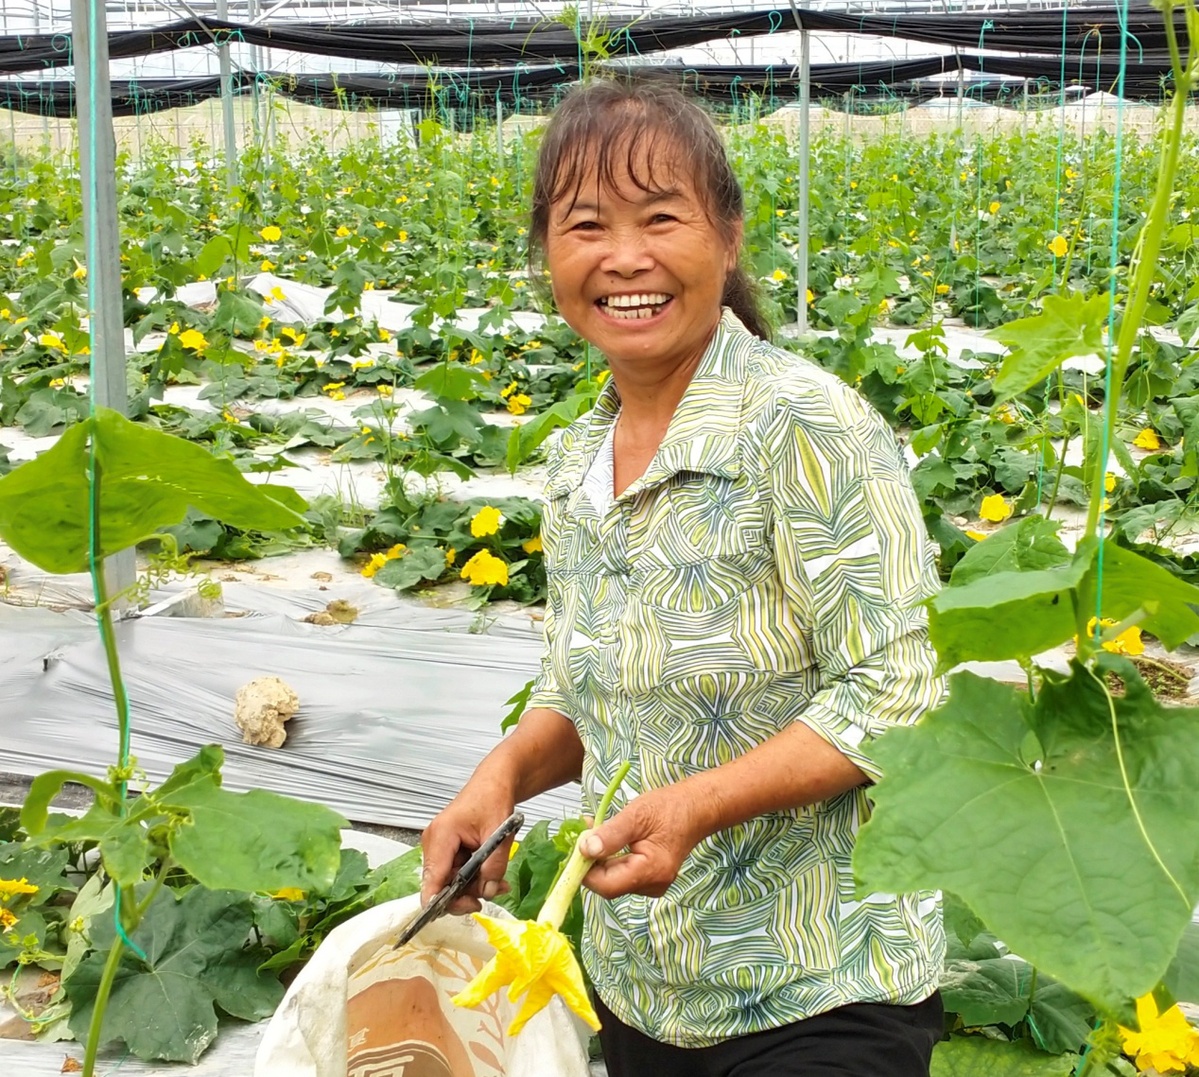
[254,895,590,1077]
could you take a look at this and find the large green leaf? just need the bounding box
[941,956,1028,1027]
[854,660,1199,1014]
[159,749,347,894]
[1018,972,1095,1056]
[1164,920,1199,1004]
[67,887,282,1063]
[950,517,1071,587]
[927,560,1087,667]
[988,291,1110,401]
[365,846,423,905]
[931,1036,1077,1076]
[0,407,306,573]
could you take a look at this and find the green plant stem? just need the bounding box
[1085,7,1193,537]
[537,761,631,930]
[82,934,126,1077]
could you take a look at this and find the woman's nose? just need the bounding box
[599,230,654,277]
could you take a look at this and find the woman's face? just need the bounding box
[544,139,740,374]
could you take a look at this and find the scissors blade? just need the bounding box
[394,811,524,949]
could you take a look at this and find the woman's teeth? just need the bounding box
[600,293,671,320]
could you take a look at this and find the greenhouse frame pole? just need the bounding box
[71,0,136,598]
[796,26,811,334]
[217,0,238,191]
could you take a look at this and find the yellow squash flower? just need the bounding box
[770,268,787,282]
[989,201,1001,214]
[0,908,17,932]
[979,494,1013,523]
[38,332,65,351]
[965,530,988,542]
[178,328,208,352]
[1105,472,1118,493]
[1082,617,1145,657]
[507,393,533,416]
[522,535,543,554]
[361,552,388,578]
[1133,427,1162,451]
[1119,993,1199,1074]
[335,225,351,238]
[259,225,282,242]
[260,259,276,272]
[454,762,629,1036]
[453,915,599,1036]
[470,506,504,537]
[459,549,509,587]
[1048,235,1069,258]
[0,877,39,901]
[269,888,305,902]
[935,283,951,295]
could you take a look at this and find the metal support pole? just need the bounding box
[71,0,136,598]
[217,0,238,191]
[796,27,811,335]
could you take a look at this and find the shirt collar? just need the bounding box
[545,308,750,501]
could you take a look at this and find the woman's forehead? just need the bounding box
[551,131,697,210]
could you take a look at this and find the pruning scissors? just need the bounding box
[393,811,524,949]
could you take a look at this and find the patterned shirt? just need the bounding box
[528,309,946,1047]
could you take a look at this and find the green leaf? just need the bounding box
[0,408,307,574]
[500,678,534,733]
[928,560,1087,668]
[193,235,234,280]
[1163,920,1199,1005]
[68,887,279,1063]
[950,516,1071,586]
[160,757,347,894]
[412,364,488,401]
[364,846,423,905]
[374,545,447,592]
[1019,972,1095,1056]
[21,769,118,834]
[0,841,75,907]
[940,955,1029,1027]
[855,661,1199,1013]
[931,1036,1077,1076]
[988,291,1110,401]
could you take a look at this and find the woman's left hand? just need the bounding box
[578,784,713,899]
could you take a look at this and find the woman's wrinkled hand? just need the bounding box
[420,784,515,914]
[578,785,712,899]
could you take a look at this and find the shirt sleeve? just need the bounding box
[526,438,573,718]
[763,386,946,781]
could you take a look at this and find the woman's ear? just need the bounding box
[725,220,744,273]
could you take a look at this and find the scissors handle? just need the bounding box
[394,811,524,949]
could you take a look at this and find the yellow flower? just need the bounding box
[1119,993,1199,1074]
[0,308,11,319]
[279,327,306,347]
[0,908,17,932]
[453,914,599,1036]
[445,546,456,566]
[266,286,287,304]
[377,385,393,396]
[471,506,505,537]
[989,201,1001,214]
[0,877,39,901]
[72,261,87,280]
[522,535,543,554]
[260,225,282,242]
[459,549,509,587]
[995,404,1017,425]
[335,225,351,238]
[38,331,65,351]
[805,288,815,305]
[849,180,858,189]
[269,887,305,902]
[507,394,533,416]
[49,377,66,389]
[398,230,408,242]
[385,544,407,560]
[979,494,1013,523]
[378,328,392,342]
[1105,472,1117,493]
[965,530,988,542]
[1084,617,1145,657]
[257,316,272,333]
[1048,235,1069,258]
[770,268,787,282]
[935,283,951,295]
[1133,427,1162,451]
[178,328,208,352]
[469,349,486,365]
[1065,167,1078,181]
[361,552,389,578]
[260,259,276,272]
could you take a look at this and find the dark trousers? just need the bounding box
[596,991,944,1077]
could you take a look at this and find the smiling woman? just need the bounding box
[421,77,946,1077]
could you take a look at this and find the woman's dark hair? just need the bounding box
[529,76,771,342]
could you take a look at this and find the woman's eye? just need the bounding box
[651,213,677,225]
[571,220,599,232]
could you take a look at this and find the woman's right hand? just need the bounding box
[420,779,517,914]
